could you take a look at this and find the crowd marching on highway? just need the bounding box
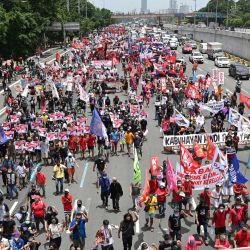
[0,22,250,250]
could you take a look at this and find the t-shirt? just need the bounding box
[214,239,230,249]
[120,221,135,237]
[49,224,61,239]
[53,164,65,179]
[70,219,86,240]
[124,132,134,144]
[169,213,185,230]
[144,196,158,214]
[95,158,106,172]
[234,231,250,247]
[195,204,209,224]
[61,194,73,212]
[32,201,46,218]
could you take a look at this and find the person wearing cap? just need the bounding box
[61,189,72,229]
[211,183,224,210]
[109,177,123,211]
[35,166,46,197]
[28,184,41,210]
[97,173,110,209]
[155,182,168,218]
[9,231,24,250]
[65,152,79,184]
[212,203,230,238]
[234,226,250,248]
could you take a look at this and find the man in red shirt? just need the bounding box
[212,203,230,237]
[229,200,248,234]
[87,134,96,159]
[199,186,211,209]
[61,189,72,229]
[35,167,46,197]
[183,174,194,216]
[172,180,183,212]
[31,195,46,233]
[234,227,250,248]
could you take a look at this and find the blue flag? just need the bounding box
[0,126,8,145]
[229,154,248,184]
[90,109,108,139]
[247,155,250,169]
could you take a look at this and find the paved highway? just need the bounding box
[2,44,250,250]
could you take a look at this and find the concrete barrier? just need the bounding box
[165,25,250,61]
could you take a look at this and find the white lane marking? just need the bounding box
[135,215,140,233]
[242,88,248,94]
[80,161,88,188]
[9,201,18,216]
[226,88,233,94]
[85,197,92,212]
[0,49,70,116]
[192,197,197,210]
[66,199,78,234]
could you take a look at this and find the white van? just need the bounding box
[199,43,208,54]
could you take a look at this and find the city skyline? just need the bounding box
[90,0,209,12]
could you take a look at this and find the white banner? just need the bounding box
[199,100,224,114]
[212,68,218,82]
[163,131,250,148]
[176,163,222,190]
[228,108,250,131]
[91,60,112,68]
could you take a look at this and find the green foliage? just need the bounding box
[0,0,113,59]
[201,0,250,27]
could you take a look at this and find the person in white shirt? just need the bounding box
[64,152,79,184]
[100,220,113,249]
[0,234,10,250]
[211,184,224,209]
[73,199,88,220]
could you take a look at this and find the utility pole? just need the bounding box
[226,0,229,27]
[66,0,70,13]
[194,0,197,25]
[215,0,219,25]
[78,0,80,15]
[86,0,88,18]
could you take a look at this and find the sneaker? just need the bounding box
[204,240,209,246]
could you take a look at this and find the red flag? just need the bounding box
[112,57,119,66]
[179,64,184,79]
[240,92,250,109]
[193,141,206,159]
[166,159,177,192]
[150,156,160,176]
[206,136,216,160]
[180,144,200,173]
[185,84,200,99]
[55,52,60,62]
[139,169,150,206]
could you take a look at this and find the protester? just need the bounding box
[109,177,123,211]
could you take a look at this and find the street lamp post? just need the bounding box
[86,0,88,18]
[215,0,219,25]
[194,0,197,25]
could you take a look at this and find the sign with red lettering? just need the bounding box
[218,71,224,85]
[150,156,160,176]
[176,163,222,190]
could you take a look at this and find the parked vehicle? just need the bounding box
[229,63,250,80]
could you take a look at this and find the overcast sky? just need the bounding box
[90,0,209,12]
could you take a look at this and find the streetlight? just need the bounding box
[215,0,218,25]
[194,0,197,25]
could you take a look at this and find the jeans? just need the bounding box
[55,178,63,194]
[158,201,166,216]
[122,235,133,250]
[101,192,109,206]
[197,222,208,240]
[7,184,18,199]
[112,197,120,210]
[170,229,181,241]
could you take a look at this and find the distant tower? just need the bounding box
[169,0,177,13]
[141,0,147,13]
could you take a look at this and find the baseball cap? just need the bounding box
[65,189,69,193]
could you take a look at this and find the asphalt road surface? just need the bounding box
[2,44,250,250]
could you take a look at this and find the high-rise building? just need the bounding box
[179,4,190,13]
[141,0,147,13]
[169,0,178,13]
